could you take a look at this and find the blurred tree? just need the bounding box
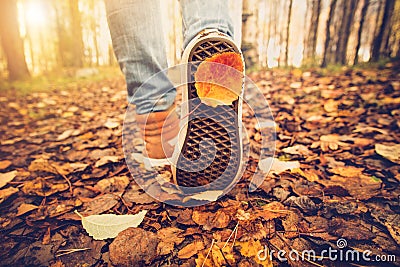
[371,0,395,61]
[321,0,338,67]
[304,0,322,61]
[69,0,84,67]
[285,0,293,66]
[242,0,259,68]
[0,0,30,80]
[354,0,370,64]
[53,0,84,67]
[336,0,359,65]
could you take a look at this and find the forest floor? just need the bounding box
[0,62,399,267]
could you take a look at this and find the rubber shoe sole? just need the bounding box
[173,30,244,193]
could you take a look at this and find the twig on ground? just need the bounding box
[201,238,215,267]
[56,248,91,257]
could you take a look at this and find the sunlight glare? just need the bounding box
[24,1,47,27]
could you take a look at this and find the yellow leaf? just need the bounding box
[195,52,244,107]
[237,240,273,267]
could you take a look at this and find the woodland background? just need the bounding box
[0,0,399,81]
[0,1,399,267]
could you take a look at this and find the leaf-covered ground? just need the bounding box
[0,63,399,266]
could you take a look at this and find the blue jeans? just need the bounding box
[105,0,234,114]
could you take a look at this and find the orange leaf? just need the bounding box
[195,52,244,107]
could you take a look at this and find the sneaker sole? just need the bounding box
[173,31,244,193]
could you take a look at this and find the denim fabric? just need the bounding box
[105,0,234,114]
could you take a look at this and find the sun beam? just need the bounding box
[24,0,47,27]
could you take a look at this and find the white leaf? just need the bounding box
[75,210,147,240]
[375,144,400,164]
[259,157,300,174]
[185,190,223,202]
[0,170,18,189]
[104,119,120,129]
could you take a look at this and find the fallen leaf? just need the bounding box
[16,203,39,216]
[253,201,288,220]
[282,144,313,157]
[192,210,230,230]
[195,52,244,107]
[184,190,223,202]
[178,240,205,259]
[291,168,319,182]
[57,129,80,141]
[324,99,338,112]
[329,166,364,177]
[375,144,400,164]
[0,170,18,189]
[94,176,130,193]
[237,239,273,267]
[0,160,12,170]
[76,210,147,240]
[0,187,18,204]
[123,184,155,204]
[104,119,120,129]
[157,227,185,255]
[94,156,120,167]
[22,178,68,197]
[311,134,350,151]
[82,193,119,215]
[259,157,300,174]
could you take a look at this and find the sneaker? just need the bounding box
[136,105,179,169]
[172,29,245,193]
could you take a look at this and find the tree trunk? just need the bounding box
[285,0,293,66]
[241,0,259,68]
[336,0,358,65]
[354,0,370,64]
[69,0,85,67]
[305,0,322,60]
[321,0,338,67]
[371,0,395,61]
[0,0,30,80]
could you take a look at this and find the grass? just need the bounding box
[0,66,123,95]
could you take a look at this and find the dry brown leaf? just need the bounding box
[282,144,313,157]
[192,210,230,230]
[94,176,130,193]
[319,174,381,200]
[253,201,288,221]
[329,166,364,177]
[22,178,68,197]
[16,203,39,216]
[291,168,319,182]
[157,227,185,255]
[0,160,12,170]
[0,187,19,204]
[178,240,205,259]
[323,98,338,112]
[94,156,120,167]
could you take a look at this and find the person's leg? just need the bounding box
[105,0,176,115]
[105,0,178,159]
[180,0,235,48]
